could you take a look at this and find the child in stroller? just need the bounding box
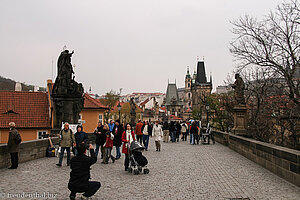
[127,141,149,175]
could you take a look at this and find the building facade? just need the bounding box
[0,91,51,143]
[180,61,212,121]
[164,83,183,120]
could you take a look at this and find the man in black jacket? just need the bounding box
[112,120,123,159]
[68,143,100,200]
[94,122,106,159]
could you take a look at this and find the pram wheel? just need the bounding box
[143,168,149,174]
[128,167,133,173]
[138,166,142,172]
[133,169,140,175]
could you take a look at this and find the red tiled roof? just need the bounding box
[168,115,182,120]
[140,98,150,107]
[160,107,167,112]
[0,91,51,129]
[84,93,108,109]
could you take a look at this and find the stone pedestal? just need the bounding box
[52,96,84,130]
[232,105,248,136]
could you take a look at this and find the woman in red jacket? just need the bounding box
[121,123,136,171]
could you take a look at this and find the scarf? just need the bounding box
[126,130,133,144]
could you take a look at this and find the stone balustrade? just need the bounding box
[0,133,96,169]
[213,130,300,187]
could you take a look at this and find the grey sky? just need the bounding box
[0,0,282,95]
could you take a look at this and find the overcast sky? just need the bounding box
[0,0,282,95]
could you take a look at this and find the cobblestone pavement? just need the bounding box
[1,139,300,200]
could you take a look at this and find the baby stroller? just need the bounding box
[128,141,150,175]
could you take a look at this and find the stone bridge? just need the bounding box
[0,132,300,200]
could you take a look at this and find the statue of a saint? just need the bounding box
[232,73,245,104]
[57,50,74,85]
[130,97,136,115]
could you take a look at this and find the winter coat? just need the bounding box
[7,128,20,153]
[68,149,97,192]
[135,122,144,135]
[141,124,152,136]
[108,123,115,132]
[181,123,187,133]
[176,123,182,133]
[162,122,169,131]
[190,125,199,136]
[94,126,106,145]
[104,131,114,148]
[152,125,163,141]
[112,124,124,147]
[169,122,176,132]
[59,129,75,147]
[74,131,88,146]
[121,130,136,154]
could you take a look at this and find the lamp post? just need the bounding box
[117,102,121,122]
[141,112,144,121]
[206,103,210,126]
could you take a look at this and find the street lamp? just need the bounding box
[117,102,121,122]
[206,103,210,125]
[141,112,144,121]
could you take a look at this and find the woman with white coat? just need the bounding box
[152,120,163,151]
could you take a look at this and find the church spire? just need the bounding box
[186,66,191,79]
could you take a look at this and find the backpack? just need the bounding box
[14,132,22,145]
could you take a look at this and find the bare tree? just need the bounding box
[230,0,300,106]
[99,89,121,121]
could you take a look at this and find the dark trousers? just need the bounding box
[58,147,71,165]
[10,152,18,168]
[70,181,101,198]
[143,135,150,150]
[194,134,199,144]
[182,132,187,141]
[176,131,180,142]
[136,135,143,144]
[170,131,176,142]
[124,154,129,170]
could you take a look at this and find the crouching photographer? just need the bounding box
[68,143,100,200]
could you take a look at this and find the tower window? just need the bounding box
[188,83,190,87]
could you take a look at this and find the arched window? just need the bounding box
[188,93,191,98]
[188,83,190,88]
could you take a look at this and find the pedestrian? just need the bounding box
[176,122,182,142]
[181,122,188,141]
[162,121,169,143]
[206,123,215,144]
[169,121,176,142]
[121,123,136,171]
[7,122,21,169]
[189,121,194,144]
[112,120,123,160]
[190,121,198,145]
[135,119,143,144]
[103,124,115,164]
[141,120,151,150]
[94,122,106,159]
[152,120,163,151]
[68,143,100,200]
[108,120,115,132]
[74,125,88,155]
[56,122,76,167]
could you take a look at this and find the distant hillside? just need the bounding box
[0,76,46,92]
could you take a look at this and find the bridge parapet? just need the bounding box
[0,133,96,169]
[213,130,300,187]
